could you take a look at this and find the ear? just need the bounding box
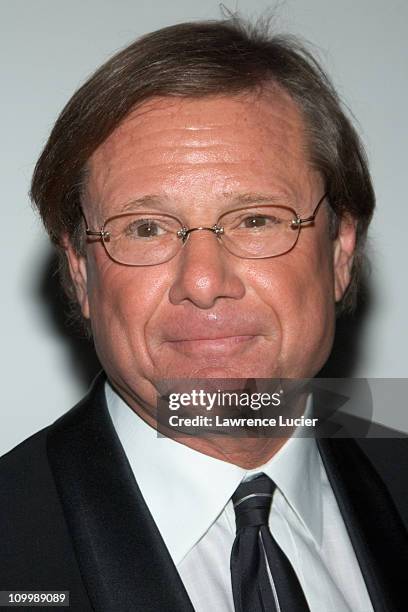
[333,216,357,301]
[62,235,90,319]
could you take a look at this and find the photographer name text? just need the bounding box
[168,414,318,428]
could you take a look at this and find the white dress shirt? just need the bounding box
[105,382,373,612]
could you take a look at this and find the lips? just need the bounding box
[159,309,266,356]
[162,309,264,337]
[167,336,258,359]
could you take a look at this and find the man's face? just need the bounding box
[67,90,355,407]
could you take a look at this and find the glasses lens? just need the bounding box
[218,205,299,258]
[104,213,182,265]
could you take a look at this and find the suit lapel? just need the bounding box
[317,438,408,612]
[46,373,195,612]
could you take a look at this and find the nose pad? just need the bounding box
[179,224,224,243]
[169,226,245,308]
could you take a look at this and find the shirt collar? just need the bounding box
[105,382,323,565]
[252,431,323,545]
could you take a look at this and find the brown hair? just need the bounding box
[30,16,375,326]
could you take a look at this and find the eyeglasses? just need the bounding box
[83,193,327,266]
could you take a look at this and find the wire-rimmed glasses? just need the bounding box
[83,193,327,266]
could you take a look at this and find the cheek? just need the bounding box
[85,254,170,367]
[284,248,336,372]
[247,239,336,374]
[247,246,334,315]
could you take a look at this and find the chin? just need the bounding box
[153,357,280,382]
[187,365,257,379]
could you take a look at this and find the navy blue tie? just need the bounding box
[230,473,310,611]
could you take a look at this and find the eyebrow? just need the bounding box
[119,195,169,212]
[229,192,295,207]
[117,192,295,213]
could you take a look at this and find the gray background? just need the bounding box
[1,0,407,455]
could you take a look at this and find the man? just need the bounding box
[1,17,407,612]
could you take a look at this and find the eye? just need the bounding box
[125,219,165,238]
[241,214,280,229]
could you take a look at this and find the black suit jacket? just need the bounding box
[1,373,407,611]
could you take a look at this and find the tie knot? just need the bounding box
[232,474,276,531]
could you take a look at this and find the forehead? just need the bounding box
[85,88,316,217]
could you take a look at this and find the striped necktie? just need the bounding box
[230,473,310,611]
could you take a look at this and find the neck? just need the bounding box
[171,435,289,469]
[110,379,308,469]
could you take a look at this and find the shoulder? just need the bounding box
[0,423,61,529]
[0,425,73,587]
[0,425,51,501]
[356,436,408,527]
[0,375,105,596]
[0,372,107,505]
[320,433,408,531]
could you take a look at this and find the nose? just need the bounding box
[168,229,245,309]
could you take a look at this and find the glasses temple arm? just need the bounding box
[293,193,328,227]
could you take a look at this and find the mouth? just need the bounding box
[166,335,258,356]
